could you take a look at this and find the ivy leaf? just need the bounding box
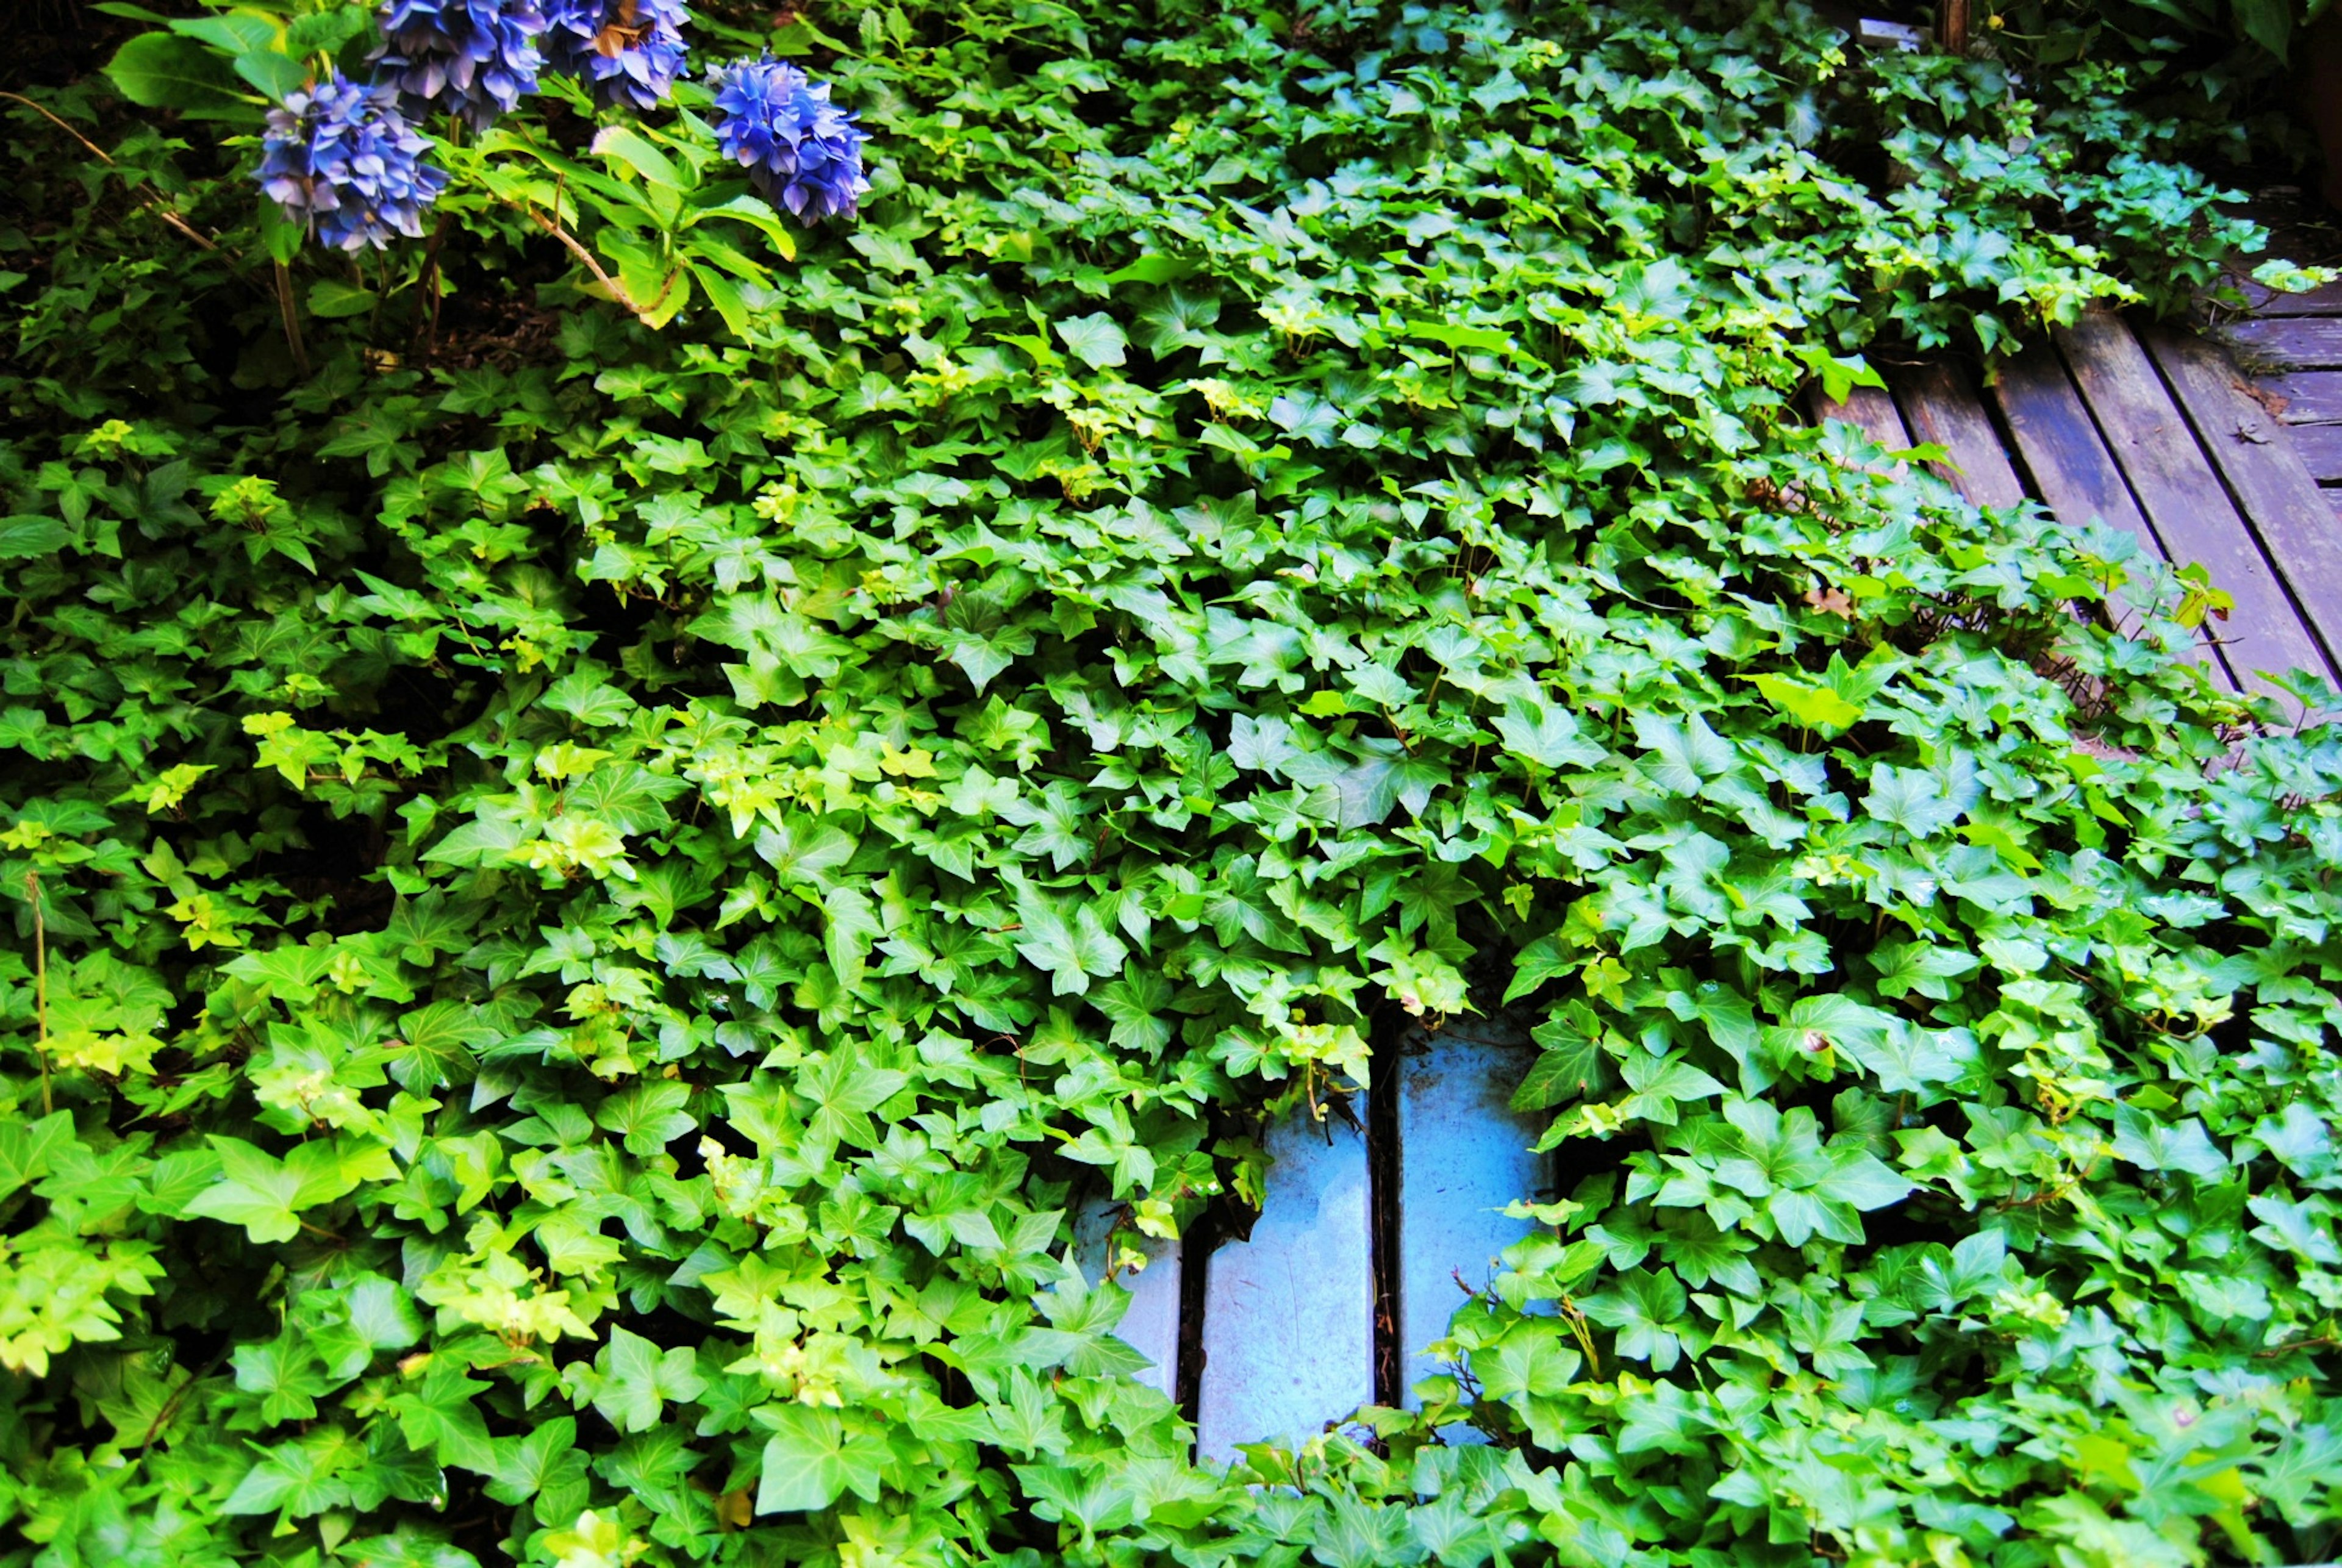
[1054,312,1129,370]
[1503,934,1574,1003]
[1492,699,1605,770]
[1747,673,1862,732]
[800,1048,909,1152]
[1811,1147,1916,1213]
[1864,763,1964,839]
[0,1111,75,1201]
[587,1328,708,1435]
[1094,969,1175,1056]
[754,1406,886,1513]
[1869,940,1980,1001]
[1654,831,1731,923]
[1269,393,1342,447]
[0,515,74,560]
[594,1081,697,1158]
[999,781,1094,870]
[486,1417,585,1505]
[1311,1494,1425,1568]
[223,1430,362,1516]
[1513,1004,1610,1111]
[823,884,884,987]
[181,1136,395,1244]
[1580,1267,1688,1372]
[2111,1104,2229,1180]
[1618,1051,1726,1126]
[1473,1320,1581,1404]
[756,816,857,891]
[1631,714,1737,797]
[1014,889,1129,995]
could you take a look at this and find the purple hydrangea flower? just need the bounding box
[709,55,870,223]
[543,0,690,110]
[373,0,548,131]
[255,74,449,251]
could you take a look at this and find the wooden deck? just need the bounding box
[1821,309,2342,705]
[1089,306,2342,1467]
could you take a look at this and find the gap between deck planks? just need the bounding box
[1077,1017,1547,1461]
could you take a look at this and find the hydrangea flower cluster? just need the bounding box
[710,55,870,223]
[373,0,548,131]
[256,74,450,251]
[248,7,867,254]
[542,0,690,111]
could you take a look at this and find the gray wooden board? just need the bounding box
[2256,371,2342,426]
[1396,1018,1544,1408]
[2141,324,2342,692]
[2059,314,2331,696]
[1892,361,2028,509]
[1813,381,1911,460]
[1989,340,2161,555]
[2283,421,2342,484]
[2226,275,2342,315]
[1073,1199,1182,1397]
[1197,1112,1373,1462]
[2221,317,2342,371]
[1988,338,2233,689]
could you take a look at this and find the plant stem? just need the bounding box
[274,262,311,377]
[523,205,650,323]
[0,91,231,263]
[26,871,50,1116]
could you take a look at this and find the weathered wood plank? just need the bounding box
[1813,382,1911,453]
[1892,361,2028,509]
[2140,324,2342,695]
[2060,314,2332,695]
[1989,340,2162,555]
[2282,420,2342,484]
[2253,371,2342,427]
[2224,274,2342,316]
[1197,1112,1372,1461]
[2220,316,2342,371]
[1073,1200,1183,1398]
[1396,1018,1542,1411]
[1986,338,2234,686]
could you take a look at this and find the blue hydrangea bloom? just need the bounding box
[542,0,690,110]
[373,0,548,131]
[255,74,449,251]
[709,55,869,223]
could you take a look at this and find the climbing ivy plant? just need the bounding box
[4,1,2341,1566]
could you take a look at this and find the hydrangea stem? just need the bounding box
[274,262,311,378]
[522,204,650,323]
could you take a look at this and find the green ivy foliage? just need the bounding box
[5,2,2342,1567]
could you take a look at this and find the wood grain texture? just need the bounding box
[1396,1018,1542,1417]
[2254,371,2342,426]
[2058,313,2332,694]
[2283,420,2342,484]
[1938,0,1970,51]
[2224,275,2342,317]
[1812,382,1911,456]
[1196,1113,1373,1462]
[1988,338,2233,688]
[1893,361,2027,509]
[2141,324,2342,696]
[2220,316,2342,371]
